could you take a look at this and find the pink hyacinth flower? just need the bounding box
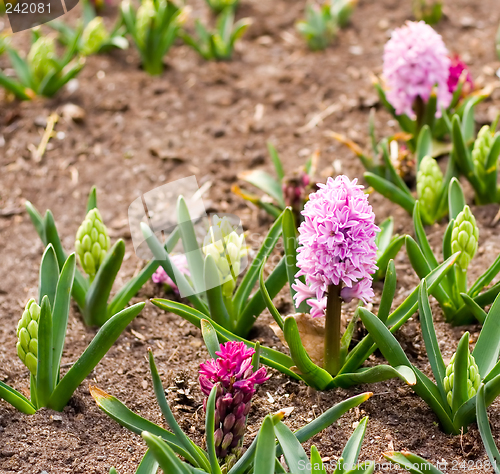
[383,21,451,118]
[152,254,190,293]
[447,54,474,95]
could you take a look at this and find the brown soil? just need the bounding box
[1,0,500,472]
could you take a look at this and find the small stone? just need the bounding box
[141,380,148,390]
[52,415,63,422]
[460,16,475,28]
[349,45,363,56]
[60,103,86,123]
[378,18,389,30]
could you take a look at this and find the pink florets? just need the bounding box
[152,254,189,293]
[447,54,473,94]
[383,21,451,118]
[293,176,378,317]
[199,341,269,397]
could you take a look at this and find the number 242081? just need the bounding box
[5,3,51,13]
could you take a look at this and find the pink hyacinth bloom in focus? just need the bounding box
[293,175,378,317]
[383,21,451,118]
[199,341,269,460]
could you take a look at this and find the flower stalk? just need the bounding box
[324,283,342,375]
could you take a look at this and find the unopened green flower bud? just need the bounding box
[451,206,479,271]
[27,37,55,83]
[75,208,110,279]
[472,125,494,179]
[81,17,108,56]
[443,351,481,408]
[135,0,156,48]
[416,156,443,223]
[202,216,247,298]
[17,299,40,375]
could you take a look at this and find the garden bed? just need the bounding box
[1,0,500,472]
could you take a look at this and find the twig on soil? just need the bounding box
[297,103,342,134]
[28,113,59,163]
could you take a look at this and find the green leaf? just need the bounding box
[283,317,334,390]
[375,217,394,254]
[25,201,46,244]
[378,260,396,324]
[413,202,438,269]
[142,432,192,474]
[448,177,466,220]
[275,422,310,474]
[254,416,276,474]
[39,244,59,308]
[309,446,324,474]
[0,381,36,414]
[205,385,223,474]
[334,365,416,389]
[341,416,368,470]
[476,384,500,474]
[0,71,33,100]
[201,319,221,359]
[51,253,76,382]
[252,341,261,372]
[84,240,125,326]
[176,196,206,295]
[148,350,209,471]
[86,186,98,212]
[473,292,500,378]
[36,295,54,408]
[90,386,197,464]
[259,259,284,331]
[7,47,34,89]
[468,253,500,298]
[48,302,145,411]
[374,236,404,281]
[416,125,432,165]
[460,293,487,324]
[239,170,285,208]
[233,211,283,316]
[364,172,415,215]
[442,219,454,261]
[136,449,160,474]
[267,142,285,182]
[383,451,444,474]
[418,281,447,401]
[203,254,231,328]
[452,332,470,414]
[293,392,373,444]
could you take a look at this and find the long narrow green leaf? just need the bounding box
[460,293,487,324]
[383,451,444,474]
[378,260,396,324]
[37,296,53,408]
[412,203,438,269]
[148,350,209,471]
[7,47,33,88]
[448,177,466,220]
[259,260,284,331]
[39,245,59,308]
[233,212,283,315]
[267,142,285,182]
[275,422,310,474]
[177,196,206,295]
[25,201,46,244]
[310,446,324,474]
[283,317,334,390]
[201,319,221,359]
[468,253,500,298]
[334,365,416,389]
[142,432,191,474]
[0,381,36,414]
[374,236,404,282]
[49,302,145,411]
[86,187,98,212]
[240,170,285,208]
[136,449,160,474]
[451,332,470,414]
[364,173,415,215]
[254,416,276,474]
[476,384,500,474]
[473,293,500,378]
[418,281,447,400]
[206,386,223,474]
[90,386,197,464]
[203,254,231,328]
[84,240,125,326]
[51,254,76,382]
[294,392,372,444]
[416,125,432,164]
[341,416,368,470]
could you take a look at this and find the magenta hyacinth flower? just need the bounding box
[383,21,451,118]
[152,254,189,293]
[447,54,474,95]
[199,341,269,461]
[293,176,378,317]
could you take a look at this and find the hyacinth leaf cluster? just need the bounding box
[296,0,357,51]
[75,208,111,281]
[406,178,500,325]
[383,451,449,474]
[0,30,85,100]
[26,187,163,326]
[92,346,373,474]
[443,350,480,408]
[360,279,500,435]
[476,384,500,473]
[451,113,500,204]
[180,7,251,61]
[376,20,487,147]
[142,194,289,337]
[233,142,317,221]
[372,216,405,281]
[120,0,188,75]
[412,0,443,25]
[1,244,144,415]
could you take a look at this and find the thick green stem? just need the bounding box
[456,268,468,295]
[324,284,342,376]
[414,96,425,138]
